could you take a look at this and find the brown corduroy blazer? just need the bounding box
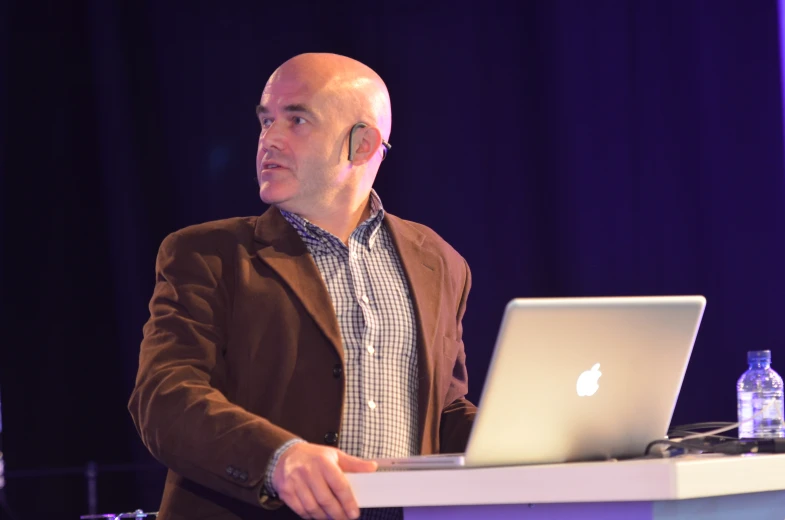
[128,205,477,519]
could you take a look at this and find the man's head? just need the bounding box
[255,53,392,217]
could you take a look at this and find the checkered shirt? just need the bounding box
[268,190,418,520]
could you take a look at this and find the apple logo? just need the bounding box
[576,363,602,397]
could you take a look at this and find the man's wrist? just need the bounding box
[264,438,306,496]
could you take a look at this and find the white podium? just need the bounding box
[347,454,785,519]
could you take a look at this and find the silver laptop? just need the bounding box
[375,295,706,470]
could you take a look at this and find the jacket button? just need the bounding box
[324,432,339,446]
[332,364,343,378]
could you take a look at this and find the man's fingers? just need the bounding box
[272,444,367,519]
[294,482,329,519]
[337,452,378,473]
[279,488,307,519]
[308,467,352,520]
[322,464,360,519]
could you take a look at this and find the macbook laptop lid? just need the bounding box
[375,295,706,470]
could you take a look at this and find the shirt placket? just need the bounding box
[348,226,380,458]
[315,230,361,456]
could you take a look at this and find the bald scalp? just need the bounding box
[273,53,392,141]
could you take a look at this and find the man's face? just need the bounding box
[255,70,351,213]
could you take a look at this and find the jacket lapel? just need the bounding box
[253,206,344,363]
[384,213,443,451]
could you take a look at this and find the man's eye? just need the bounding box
[261,118,273,128]
[292,116,306,125]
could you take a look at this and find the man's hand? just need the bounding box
[272,442,377,519]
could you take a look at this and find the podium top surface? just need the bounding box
[347,453,785,509]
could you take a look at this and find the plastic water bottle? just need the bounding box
[737,350,785,438]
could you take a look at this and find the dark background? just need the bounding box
[3,0,785,517]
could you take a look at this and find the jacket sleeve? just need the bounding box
[128,231,297,507]
[439,257,478,453]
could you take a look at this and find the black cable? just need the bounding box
[645,436,785,458]
[645,439,706,456]
[711,438,785,455]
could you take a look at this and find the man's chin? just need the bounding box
[258,182,312,215]
[258,184,291,207]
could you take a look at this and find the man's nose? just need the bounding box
[259,121,285,152]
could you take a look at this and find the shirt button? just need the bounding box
[368,400,377,410]
[351,251,359,259]
[324,432,339,446]
[332,364,343,378]
[361,295,370,304]
[366,344,375,355]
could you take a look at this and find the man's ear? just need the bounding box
[349,125,384,165]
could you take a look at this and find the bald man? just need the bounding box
[129,53,477,520]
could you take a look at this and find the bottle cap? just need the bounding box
[748,350,771,363]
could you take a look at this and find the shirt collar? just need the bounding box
[280,189,386,255]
